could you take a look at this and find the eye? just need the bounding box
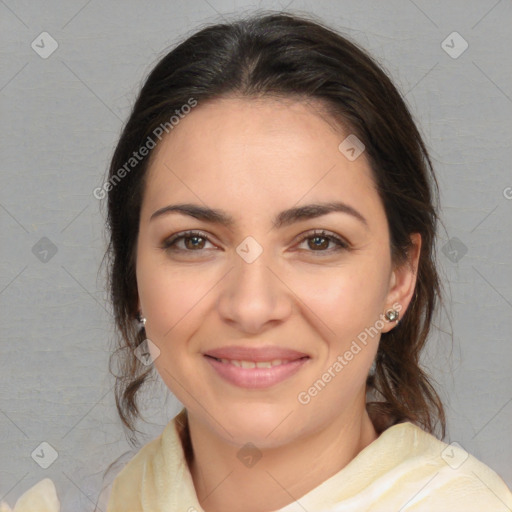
[161,229,350,256]
[295,230,349,254]
[162,230,216,252]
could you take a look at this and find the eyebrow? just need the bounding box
[149,201,368,229]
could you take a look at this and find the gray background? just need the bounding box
[1,0,511,510]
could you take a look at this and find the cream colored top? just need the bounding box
[104,408,512,512]
[4,409,510,511]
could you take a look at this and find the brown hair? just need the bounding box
[103,11,447,446]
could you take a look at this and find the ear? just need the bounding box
[381,233,421,333]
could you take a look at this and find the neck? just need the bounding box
[185,406,378,512]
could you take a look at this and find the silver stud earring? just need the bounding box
[384,309,399,323]
[137,312,146,328]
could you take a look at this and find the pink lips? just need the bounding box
[204,345,308,362]
[203,345,310,389]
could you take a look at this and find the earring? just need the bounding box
[384,309,399,323]
[136,311,146,327]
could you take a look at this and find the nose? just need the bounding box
[216,245,292,334]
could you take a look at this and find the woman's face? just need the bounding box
[136,97,419,447]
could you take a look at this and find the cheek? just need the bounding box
[135,244,222,364]
[138,265,210,340]
[136,262,212,398]
[280,268,386,409]
[285,258,390,344]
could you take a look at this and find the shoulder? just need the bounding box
[108,439,160,501]
[103,408,189,511]
[103,422,175,511]
[372,422,512,511]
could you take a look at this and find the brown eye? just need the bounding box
[308,235,330,250]
[183,235,206,250]
[296,230,349,254]
[162,231,214,252]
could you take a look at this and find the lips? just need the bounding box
[203,345,309,362]
[203,345,310,389]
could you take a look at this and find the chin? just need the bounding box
[210,400,302,447]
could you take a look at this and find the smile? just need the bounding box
[204,354,310,389]
[210,357,295,368]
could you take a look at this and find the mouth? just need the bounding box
[203,351,310,389]
[204,354,309,368]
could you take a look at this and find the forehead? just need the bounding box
[151,96,348,163]
[142,96,384,229]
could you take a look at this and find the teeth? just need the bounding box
[217,358,291,367]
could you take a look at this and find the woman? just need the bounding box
[100,11,512,512]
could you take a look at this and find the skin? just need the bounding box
[135,96,421,512]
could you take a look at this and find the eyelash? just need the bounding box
[161,229,349,256]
